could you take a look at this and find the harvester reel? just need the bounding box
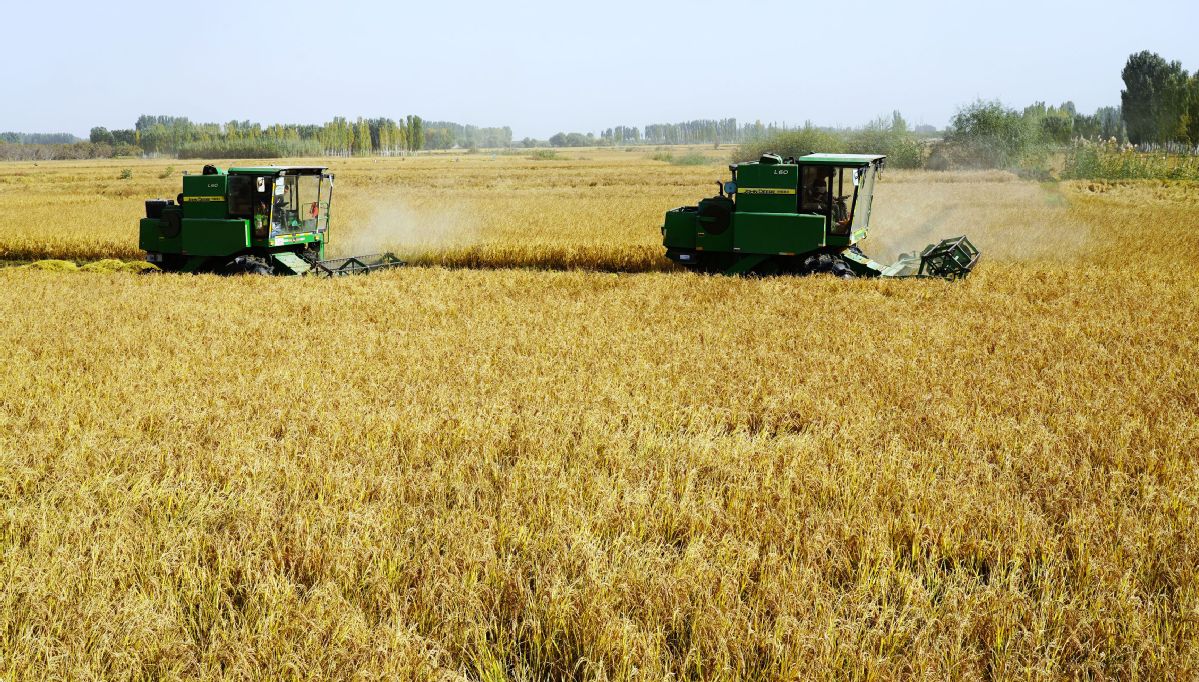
[301,253,405,277]
[917,236,981,279]
[338,258,368,275]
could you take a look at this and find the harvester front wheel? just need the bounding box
[831,260,855,279]
[802,253,855,279]
[224,255,274,276]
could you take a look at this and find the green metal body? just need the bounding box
[140,165,338,275]
[662,152,979,278]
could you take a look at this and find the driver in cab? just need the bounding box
[801,167,833,213]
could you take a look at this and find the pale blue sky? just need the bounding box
[3,0,1195,138]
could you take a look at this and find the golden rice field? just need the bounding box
[1,150,1198,680]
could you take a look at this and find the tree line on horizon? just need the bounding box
[3,50,1197,162]
[0,132,81,145]
[0,116,518,160]
[541,119,895,148]
[1121,50,1199,145]
[91,115,431,157]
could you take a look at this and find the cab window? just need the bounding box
[800,166,833,215]
[271,174,324,233]
[227,175,254,217]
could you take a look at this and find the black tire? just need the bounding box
[224,255,274,276]
[802,253,831,274]
[830,259,856,279]
[802,252,854,279]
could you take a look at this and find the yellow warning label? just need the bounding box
[182,196,224,202]
[738,187,796,195]
[271,233,314,246]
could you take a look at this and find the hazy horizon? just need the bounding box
[3,0,1196,139]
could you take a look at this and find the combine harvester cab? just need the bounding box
[139,165,403,276]
[661,153,980,279]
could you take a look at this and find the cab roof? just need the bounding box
[227,165,328,175]
[799,153,886,166]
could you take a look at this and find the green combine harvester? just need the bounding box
[139,165,402,276]
[662,152,979,278]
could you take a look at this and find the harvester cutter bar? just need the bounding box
[304,252,406,277]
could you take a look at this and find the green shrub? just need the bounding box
[735,125,845,162]
[112,143,142,158]
[670,151,709,166]
[844,124,925,169]
[929,100,1066,172]
[735,120,925,168]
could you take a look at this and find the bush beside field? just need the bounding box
[1063,140,1199,181]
